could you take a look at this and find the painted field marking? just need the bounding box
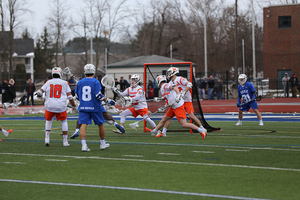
[226,149,250,152]
[122,155,144,158]
[0,179,272,200]
[157,153,180,156]
[1,152,300,172]
[193,151,215,153]
[45,159,68,162]
[3,162,26,165]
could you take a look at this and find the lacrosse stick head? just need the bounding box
[101,75,115,89]
[129,122,139,131]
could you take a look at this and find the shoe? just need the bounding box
[45,137,50,146]
[115,124,125,134]
[259,122,264,126]
[235,121,242,126]
[3,129,12,138]
[200,128,207,140]
[155,131,166,137]
[100,143,110,150]
[112,129,123,134]
[82,145,90,152]
[0,139,2,142]
[63,141,70,147]
[70,131,79,139]
[145,127,153,132]
[150,130,157,136]
[7,129,13,133]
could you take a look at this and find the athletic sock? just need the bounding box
[45,131,50,138]
[75,128,80,133]
[81,139,87,146]
[100,139,106,145]
[2,129,7,135]
[63,135,68,143]
[162,127,168,134]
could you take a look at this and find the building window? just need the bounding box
[278,16,291,28]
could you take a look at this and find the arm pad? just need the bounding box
[186,82,193,88]
[95,92,105,101]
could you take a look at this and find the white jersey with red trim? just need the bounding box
[169,76,192,102]
[121,85,147,110]
[41,78,71,113]
[160,82,184,109]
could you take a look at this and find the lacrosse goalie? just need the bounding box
[112,74,157,134]
[236,74,263,126]
[0,103,13,140]
[150,75,207,139]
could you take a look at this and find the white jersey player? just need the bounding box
[36,67,76,147]
[112,74,156,134]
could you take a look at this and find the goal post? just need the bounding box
[143,62,220,133]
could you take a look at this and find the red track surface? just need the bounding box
[1,98,299,115]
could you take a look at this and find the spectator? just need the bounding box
[120,76,128,91]
[127,75,132,87]
[282,73,290,97]
[68,75,76,96]
[198,78,207,100]
[1,79,9,103]
[7,79,16,103]
[113,78,120,101]
[26,78,36,106]
[216,79,223,100]
[290,73,299,98]
[207,76,215,100]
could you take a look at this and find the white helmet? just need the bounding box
[166,67,179,79]
[84,64,96,75]
[52,67,63,78]
[156,75,167,88]
[238,74,247,85]
[130,74,141,87]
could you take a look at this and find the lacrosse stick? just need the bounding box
[132,97,164,104]
[240,95,262,106]
[63,67,79,83]
[3,101,22,109]
[128,101,175,131]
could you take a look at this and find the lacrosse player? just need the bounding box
[236,74,263,126]
[150,75,207,139]
[152,67,206,137]
[75,64,115,152]
[112,74,157,134]
[36,67,76,147]
[0,104,13,140]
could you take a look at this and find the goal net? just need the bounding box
[143,62,220,133]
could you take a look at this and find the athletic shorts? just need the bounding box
[78,111,105,125]
[239,101,259,112]
[184,102,194,114]
[45,110,67,121]
[100,105,106,113]
[166,105,187,121]
[129,107,149,118]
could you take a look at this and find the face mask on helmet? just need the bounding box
[52,67,63,78]
[84,64,96,75]
[166,67,179,79]
[238,74,247,85]
[156,75,167,88]
[130,74,141,87]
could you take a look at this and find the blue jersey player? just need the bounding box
[75,64,115,152]
[235,74,263,126]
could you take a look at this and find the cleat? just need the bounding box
[202,128,207,137]
[115,124,125,134]
[200,128,207,140]
[63,142,70,147]
[145,127,153,132]
[235,121,242,126]
[150,130,157,136]
[82,145,90,152]
[155,131,166,137]
[45,137,50,146]
[6,129,13,133]
[100,143,110,150]
[0,139,2,142]
[259,122,264,126]
[112,129,123,134]
[70,131,79,139]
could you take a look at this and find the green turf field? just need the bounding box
[0,117,299,200]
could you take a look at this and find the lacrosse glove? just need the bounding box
[105,98,115,106]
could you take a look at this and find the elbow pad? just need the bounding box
[187,82,193,88]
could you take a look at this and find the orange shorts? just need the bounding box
[129,107,149,118]
[45,110,68,121]
[184,102,195,114]
[166,105,186,121]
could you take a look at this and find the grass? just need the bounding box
[0,116,299,200]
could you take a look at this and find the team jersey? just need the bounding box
[169,76,192,102]
[75,77,102,112]
[238,82,256,103]
[160,82,184,109]
[41,78,71,113]
[121,85,147,110]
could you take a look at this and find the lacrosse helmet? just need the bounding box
[156,75,167,88]
[238,74,247,86]
[166,67,179,79]
[52,67,63,78]
[130,74,141,87]
[84,64,96,75]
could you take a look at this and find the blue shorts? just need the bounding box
[100,105,106,113]
[239,101,259,112]
[78,111,105,125]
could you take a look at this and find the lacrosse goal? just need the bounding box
[143,62,220,133]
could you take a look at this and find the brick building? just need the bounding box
[263,4,300,89]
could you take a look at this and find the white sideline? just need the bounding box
[0,179,271,200]
[1,152,300,172]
